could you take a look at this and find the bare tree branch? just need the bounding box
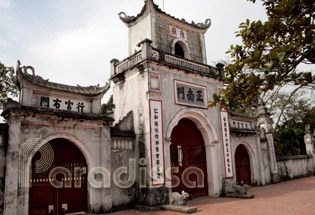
[274,84,306,130]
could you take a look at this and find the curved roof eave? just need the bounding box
[118,0,211,30]
[16,71,111,97]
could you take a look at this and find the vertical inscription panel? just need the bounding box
[266,133,278,174]
[149,100,165,186]
[220,111,233,178]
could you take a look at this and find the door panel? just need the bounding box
[170,118,208,197]
[235,144,251,185]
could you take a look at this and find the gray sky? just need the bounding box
[1,0,312,103]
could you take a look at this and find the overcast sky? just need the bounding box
[0,0,312,103]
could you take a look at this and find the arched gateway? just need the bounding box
[170,118,208,197]
[235,144,251,185]
[29,139,87,215]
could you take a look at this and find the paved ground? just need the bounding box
[112,176,315,215]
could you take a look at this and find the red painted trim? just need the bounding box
[149,99,155,186]
[228,112,234,179]
[160,99,166,185]
[220,111,227,178]
[149,99,165,186]
[173,79,208,109]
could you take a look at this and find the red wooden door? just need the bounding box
[235,144,251,185]
[29,139,87,215]
[170,118,208,197]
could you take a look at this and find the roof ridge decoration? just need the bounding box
[11,60,111,96]
[118,0,211,30]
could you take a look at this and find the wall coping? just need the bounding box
[2,106,114,123]
[276,154,313,161]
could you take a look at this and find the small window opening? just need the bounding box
[175,43,185,57]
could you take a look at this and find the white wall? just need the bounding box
[277,155,315,180]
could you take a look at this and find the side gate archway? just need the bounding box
[235,144,251,185]
[29,138,88,215]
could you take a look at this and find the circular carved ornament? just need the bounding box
[152,50,159,60]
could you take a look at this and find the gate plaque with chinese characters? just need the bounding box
[174,80,208,109]
[168,24,187,41]
[38,96,90,113]
[149,100,165,186]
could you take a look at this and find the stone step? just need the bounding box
[160,205,197,214]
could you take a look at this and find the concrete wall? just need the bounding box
[129,14,152,55]
[0,124,8,215]
[277,155,315,181]
[111,146,136,211]
[154,20,171,54]
[113,68,162,206]
[154,17,205,64]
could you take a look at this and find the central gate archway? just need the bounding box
[29,138,87,215]
[170,118,208,197]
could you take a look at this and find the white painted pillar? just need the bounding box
[205,141,220,197]
[101,125,112,212]
[3,116,21,215]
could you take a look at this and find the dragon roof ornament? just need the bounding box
[12,60,111,96]
[118,0,211,30]
[118,12,136,23]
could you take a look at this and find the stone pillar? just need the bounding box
[205,141,220,197]
[199,34,207,64]
[87,125,112,214]
[265,132,279,183]
[255,131,266,186]
[163,138,172,200]
[136,133,169,209]
[140,39,152,60]
[110,58,119,77]
[91,96,102,114]
[257,101,279,183]
[3,116,21,215]
[304,125,314,156]
[216,63,225,78]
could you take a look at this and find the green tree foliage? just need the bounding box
[0,62,17,105]
[100,95,115,114]
[304,107,315,130]
[274,126,306,156]
[210,0,315,112]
